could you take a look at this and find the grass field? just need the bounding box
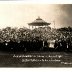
[0,51,72,67]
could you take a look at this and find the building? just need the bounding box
[28,16,51,29]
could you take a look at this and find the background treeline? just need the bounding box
[0,26,72,42]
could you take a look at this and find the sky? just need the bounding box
[0,4,72,29]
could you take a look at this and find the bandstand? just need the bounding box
[28,16,51,29]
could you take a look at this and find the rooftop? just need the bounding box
[28,17,51,26]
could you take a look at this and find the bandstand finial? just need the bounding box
[38,16,40,19]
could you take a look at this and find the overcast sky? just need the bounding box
[0,4,72,29]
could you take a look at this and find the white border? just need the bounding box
[0,0,72,4]
[0,68,72,72]
[0,0,72,72]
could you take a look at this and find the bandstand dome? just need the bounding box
[28,16,51,26]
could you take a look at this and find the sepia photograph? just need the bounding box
[0,3,72,67]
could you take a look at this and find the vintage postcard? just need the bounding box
[0,3,72,67]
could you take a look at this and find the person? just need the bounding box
[61,37,67,51]
[54,38,59,51]
[43,39,48,51]
[66,36,72,52]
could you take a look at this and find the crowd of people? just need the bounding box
[54,37,72,52]
[0,26,72,52]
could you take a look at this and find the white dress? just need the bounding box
[49,40,55,48]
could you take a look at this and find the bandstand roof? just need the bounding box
[28,17,51,26]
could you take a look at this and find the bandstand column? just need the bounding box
[32,26,34,29]
[29,25,30,29]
